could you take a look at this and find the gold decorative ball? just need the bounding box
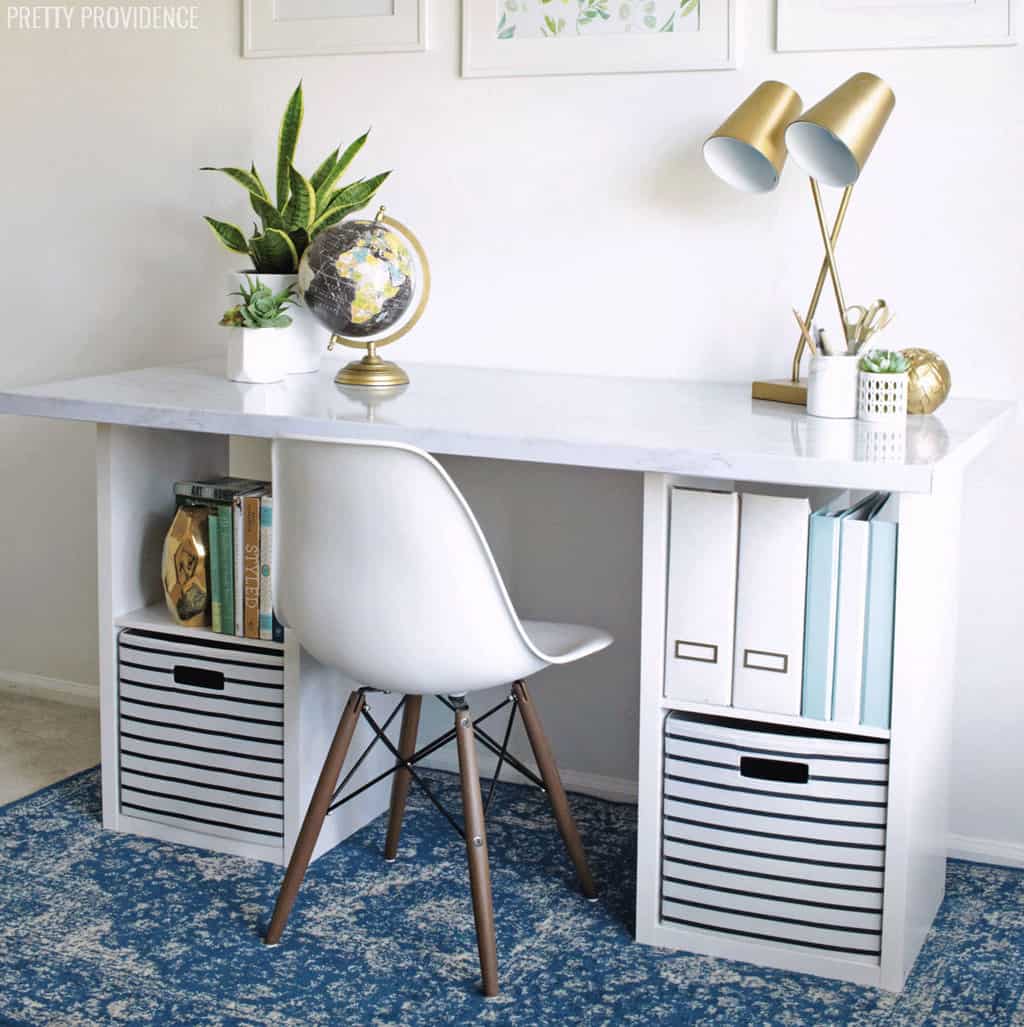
[901,348,951,415]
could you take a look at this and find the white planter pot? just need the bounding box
[225,327,289,384]
[858,371,908,423]
[232,271,328,375]
[286,301,329,374]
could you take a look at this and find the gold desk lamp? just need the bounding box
[703,74,895,405]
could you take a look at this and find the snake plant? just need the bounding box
[203,82,390,274]
[859,349,909,374]
[220,277,295,329]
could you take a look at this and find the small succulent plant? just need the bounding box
[859,349,909,374]
[220,277,295,330]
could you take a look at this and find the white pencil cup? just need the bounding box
[858,371,908,423]
[807,355,860,419]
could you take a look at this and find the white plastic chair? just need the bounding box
[264,437,613,997]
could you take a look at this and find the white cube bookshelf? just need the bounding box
[98,424,398,866]
[636,471,963,992]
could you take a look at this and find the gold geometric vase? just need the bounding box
[162,505,211,627]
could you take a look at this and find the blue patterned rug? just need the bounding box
[2,768,1023,1026]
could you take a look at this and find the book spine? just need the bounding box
[243,495,262,639]
[259,496,273,641]
[208,507,222,634]
[801,514,841,721]
[234,496,245,636]
[175,479,261,503]
[832,518,871,723]
[218,503,234,635]
[861,516,898,729]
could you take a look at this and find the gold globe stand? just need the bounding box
[329,210,431,389]
[333,341,410,388]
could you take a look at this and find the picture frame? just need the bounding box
[777,0,1016,53]
[243,0,427,58]
[461,0,737,78]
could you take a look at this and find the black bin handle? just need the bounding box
[740,755,809,785]
[173,664,225,691]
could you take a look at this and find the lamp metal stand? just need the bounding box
[809,179,849,328]
[791,184,853,382]
[752,182,854,406]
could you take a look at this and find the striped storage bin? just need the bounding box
[117,629,285,850]
[661,712,889,964]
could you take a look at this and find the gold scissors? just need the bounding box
[843,300,893,351]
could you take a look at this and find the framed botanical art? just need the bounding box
[777,0,1016,52]
[244,0,427,58]
[462,0,737,77]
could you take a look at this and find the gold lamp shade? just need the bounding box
[785,72,895,188]
[703,81,803,194]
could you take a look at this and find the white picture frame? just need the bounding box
[777,0,1016,52]
[244,0,427,58]
[462,0,737,78]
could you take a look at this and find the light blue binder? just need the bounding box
[801,493,876,721]
[861,494,898,729]
[801,494,850,720]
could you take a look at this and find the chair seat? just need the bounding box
[520,620,613,665]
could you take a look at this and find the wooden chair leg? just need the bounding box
[455,705,500,997]
[512,680,598,899]
[264,690,366,946]
[384,694,422,861]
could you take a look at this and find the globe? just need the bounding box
[297,210,430,388]
[298,218,417,340]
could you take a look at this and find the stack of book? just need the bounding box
[664,488,898,730]
[175,477,282,642]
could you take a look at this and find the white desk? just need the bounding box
[3,357,1010,491]
[1,357,1015,993]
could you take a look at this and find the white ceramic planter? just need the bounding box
[807,355,860,419]
[232,271,327,375]
[858,371,908,423]
[225,327,289,384]
[287,303,329,374]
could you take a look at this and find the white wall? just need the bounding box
[1,3,1021,851]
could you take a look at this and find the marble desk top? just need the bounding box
[0,358,1016,493]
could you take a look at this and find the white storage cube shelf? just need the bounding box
[97,430,402,868]
[638,470,961,991]
[117,628,285,853]
[661,713,889,965]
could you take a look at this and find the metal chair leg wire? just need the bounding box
[326,692,528,836]
[267,686,597,996]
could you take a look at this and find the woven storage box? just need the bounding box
[117,628,284,849]
[661,713,889,965]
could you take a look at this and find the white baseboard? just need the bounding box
[419,749,638,805]
[947,833,1024,870]
[0,670,99,708]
